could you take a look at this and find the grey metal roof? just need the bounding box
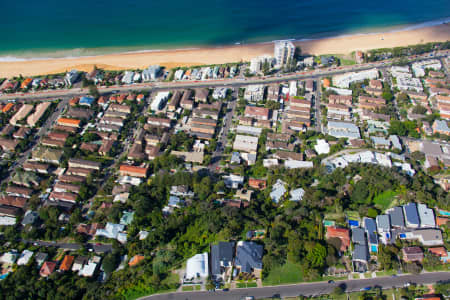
[351,227,366,245]
[353,244,369,262]
[420,142,443,157]
[376,215,390,231]
[21,211,38,225]
[327,121,360,132]
[433,120,449,133]
[403,203,420,226]
[211,242,234,276]
[371,136,390,146]
[363,218,378,244]
[35,252,48,261]
[235,242,263,273]
[328,129,361,139]
[389,135,402,150]
[231,152,241,164]
[388,207,405,228]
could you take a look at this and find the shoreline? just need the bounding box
[0,23,449,78]
[1,17,450,62]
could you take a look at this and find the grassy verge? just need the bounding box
[236,282,257,288]
[262,262,303,286]
[375,270,397,277]
[181,285,201,291]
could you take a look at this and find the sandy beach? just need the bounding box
[1,23,449,78]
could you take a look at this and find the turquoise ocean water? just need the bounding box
[0,0,449,60]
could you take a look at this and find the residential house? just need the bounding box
[57,117,81,128]
[65,70,80,86]
[270,179,286,203]
[72,256,88,272]
[21,210,39,226]
[223,174,244,189]
[234,241,263,278]
[353,244,370,272]
[233,135,258,153]
[402,229,443,246]
[376,215,391,244]
[185,252,209,280]
[244,106,269,120]
[17,250,34,265]
[95,222,127,243]
[249,178,267,190]
[432,120,450,135]
[326,227,350,252]
[128,255,145,267]
[387,206,405,229]
[289,188,305,201]
[363,217,378,253]
[402,246,424,262]
[40,261,57,277]
[35,252,48,267]
[403,203,420,228]
[211,242,235,281]
[79,260,98,277]
[417,204,435,228]
[59,255,75,271]
[119,165,148,178]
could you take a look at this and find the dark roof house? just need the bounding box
[211,242,235,279]
[234,241,263,276]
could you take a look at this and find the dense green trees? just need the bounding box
[1,152,448,299]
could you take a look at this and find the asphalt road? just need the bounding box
[209,89,238,172]
[23,239,112,253]
[142,272,450,300]
[2,52,448,103]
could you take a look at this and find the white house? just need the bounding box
[185,252,209,279]
[121,71,134,84]
[314,139,330,155]
[17,250,34,265]
[142,65,161,81]
[174,69,185,81]
[151,91,170,111]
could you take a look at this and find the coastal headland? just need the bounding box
[1,23,449,78]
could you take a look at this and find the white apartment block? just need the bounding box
[250,55,274,74]
[412,59,442,77]
[274,40,295,68]
[244,85,265,102]
[396,76,423,93]
[332,69,379,88]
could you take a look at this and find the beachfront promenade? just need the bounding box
[1,50,448,103]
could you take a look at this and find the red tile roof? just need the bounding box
[428,247,448,257]
[40,261,56,277]
[128,255,145,267]
[59,255,75,271]
[326,227,350,251]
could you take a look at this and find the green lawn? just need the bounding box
[373,190,398,211]
[161,272,180,286]
[236,282,257,288]
[375,270,397,277]
[262,262,303,286]
[339,58,356,66]
[181,285,201,291]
